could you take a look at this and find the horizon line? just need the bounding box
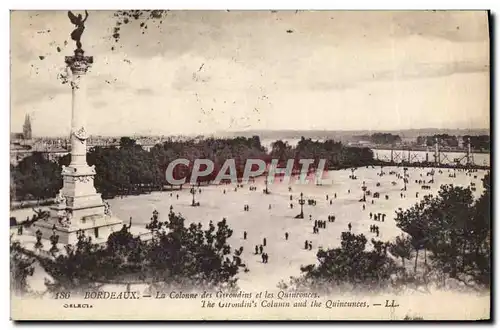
[12,127,491,139]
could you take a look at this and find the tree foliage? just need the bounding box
[40,211,243,293]
[416,134,490,151]
[388,235,413,268]
[12,135,377,201]
[394,180,490,287]
[10,241,36,295]
[370,133,402,145]
[280,232,398,293]
[11,152,63,201]
[269,137,374,170]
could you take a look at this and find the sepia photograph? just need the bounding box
[9,9,491,321]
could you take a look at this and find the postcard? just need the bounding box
[10,10,491,320]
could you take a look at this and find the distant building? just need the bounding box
[10,132,24,141]
[347,141,371,147]
[22,114,32,140]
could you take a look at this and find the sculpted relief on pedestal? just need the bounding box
[55,191,67,207]
[76,175,93,183]
[58,210,72,228]
[73,126,88,143]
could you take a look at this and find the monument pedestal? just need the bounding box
[35,215,123,245]
[34,163,123,245]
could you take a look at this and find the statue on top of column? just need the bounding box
[65,11,93,78]
[68,10,89,51]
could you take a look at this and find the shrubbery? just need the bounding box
[36,210,243,293]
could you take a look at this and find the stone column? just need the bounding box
[60,49,104,211]
[66,49,92,167]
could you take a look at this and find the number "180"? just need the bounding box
[55,292,71,299]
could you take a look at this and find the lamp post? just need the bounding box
[264,177,270,194]
[190,186,197,206]
[298,192,305,219]
[361,181,367,202]
[403,167,408,191]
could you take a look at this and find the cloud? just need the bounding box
[391,11,489,42]
[372,61,489,82]
[281,60,488,93]
[91,100,107,109]
[11,82,66,106]
[309,81,358,92]
[172,66,212,91]
[87,74,131,95]
[10,11,490,135]
[135,88,155,95]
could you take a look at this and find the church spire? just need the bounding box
[23,113,32,140]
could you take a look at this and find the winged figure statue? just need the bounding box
[68,10,89,50]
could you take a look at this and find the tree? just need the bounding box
[10,241,36,295]
[41,234,109,293]
[13,135,376,201]
[424,185,474,278]
[119,137,138,149]
[11,152,62,201]
[147,213,243,289]
[395,196,432,273]
[389,235,413,268]
[370,133,401,145]
[284,232,398,293]
[395,183,490,286]
[467,172,491,286]
[463,135,490,151]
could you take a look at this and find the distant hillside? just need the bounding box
[220,128,490,142]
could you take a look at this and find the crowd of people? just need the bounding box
[216,166,481,267]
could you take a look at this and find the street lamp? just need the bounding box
[190,186,197,206]
[403,167,408,191]
[362,183,368,200]
[297,192,305,219]
[264,177,270,194]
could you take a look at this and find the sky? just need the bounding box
[10,10,490,137]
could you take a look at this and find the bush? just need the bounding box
[40,211,244,293]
